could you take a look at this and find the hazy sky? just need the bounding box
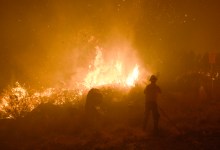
[0,0,220,88]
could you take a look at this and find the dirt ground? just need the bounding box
[0,88,219,150]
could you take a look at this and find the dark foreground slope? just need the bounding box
[0,88,219,150]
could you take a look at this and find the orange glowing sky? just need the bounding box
[0,0,220,89]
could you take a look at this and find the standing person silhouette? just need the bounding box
[143,75,161,135]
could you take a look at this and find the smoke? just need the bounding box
[2,0,219,89]
[0,0,146,89]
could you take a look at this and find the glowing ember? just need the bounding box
[33,88,55,98]
[11,82,28,100]
[0,83,83,119]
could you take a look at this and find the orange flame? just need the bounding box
[126,64,139,86]
[83,47,140,88]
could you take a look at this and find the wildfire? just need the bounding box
[126,64,139,86]
[0,84,84,119]
[0,46,146,119]
[83,47,140,88]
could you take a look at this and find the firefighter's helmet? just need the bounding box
[149,75,158,82]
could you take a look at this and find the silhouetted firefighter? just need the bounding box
[85,88,103,125]
[143,75,161,135]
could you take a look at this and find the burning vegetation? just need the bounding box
[0,46,149,119]
[1,0,220,149]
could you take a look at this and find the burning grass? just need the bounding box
[0,82,84,119]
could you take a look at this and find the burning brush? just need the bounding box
[0,48,150,119]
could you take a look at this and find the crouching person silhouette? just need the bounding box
[85,88,104,129]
